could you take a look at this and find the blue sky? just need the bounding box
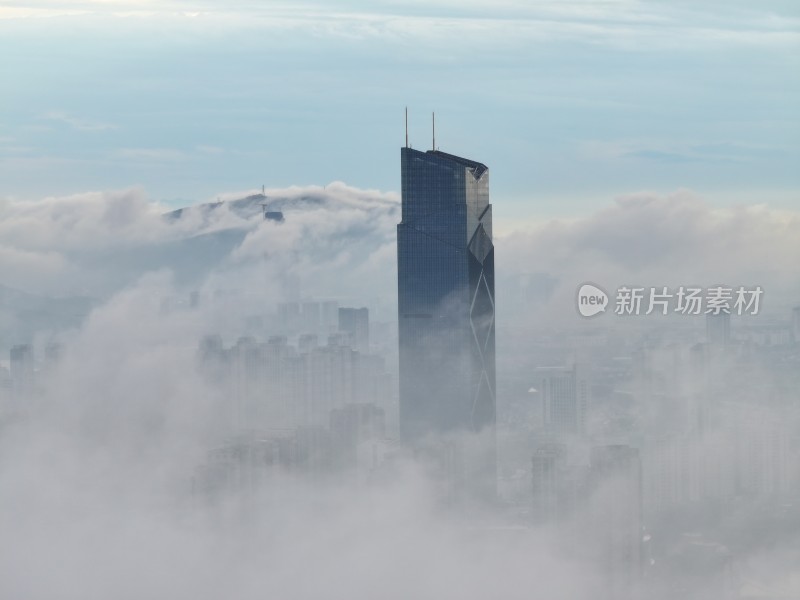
[1,1,798,218]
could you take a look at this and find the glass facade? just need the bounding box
[397,147,496,441]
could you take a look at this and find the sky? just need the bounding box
[1,5,800,597]
[1,0,798,219]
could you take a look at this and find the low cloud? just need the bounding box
[2,184,797,329]
[0,271,597,599]
[0,181,401,341]
[0,183,798,598]
[498,190,800,322]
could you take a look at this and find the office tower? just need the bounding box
[532,443,589,528]
[338,307,369,354]
[706,311,731,345]
[397,146,495,438]
[589,445,643,600]
[533,364,588,437]
[531,443,567,524]
[729,402,791,497]
[397,144,496,499]
[10,344,34,398]
[642,436,686,515]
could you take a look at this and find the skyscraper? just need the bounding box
[589,445,643,600]
[397,145,496,479]
[706,311,731,345]
[531,442,567,524]
[533,364,589,437]
[338,307,369,354]
[10,344,34,399]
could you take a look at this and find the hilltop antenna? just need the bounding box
[405,107,408,148]
[432,112,435,151]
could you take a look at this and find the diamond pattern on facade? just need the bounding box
[399,147,495,439]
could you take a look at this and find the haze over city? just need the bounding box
[1,2,799,599]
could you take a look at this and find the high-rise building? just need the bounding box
[198,334,390,433]
[397,147,495,438]
[589,445,643,600]
[338,307,369,354]
[706,311,731,346]
[397,144,496,500]
[533,364,589,437]
[10,344,34,398]
[531,442,589,527]
[531,442,567,524]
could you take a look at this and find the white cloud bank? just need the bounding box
[1,184,797,320]
[0,184,798,598]
[498,189,800,322]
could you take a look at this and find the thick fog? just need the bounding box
[1,185,799,599]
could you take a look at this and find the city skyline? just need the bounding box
[1,2,799,599]
[1,142,799,597]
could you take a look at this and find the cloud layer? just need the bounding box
[1,184,798,338]
[499,190,800,323]
[1,184,799,598]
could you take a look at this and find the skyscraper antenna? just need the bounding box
[432,112,436,151]
[405,107,409,148]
